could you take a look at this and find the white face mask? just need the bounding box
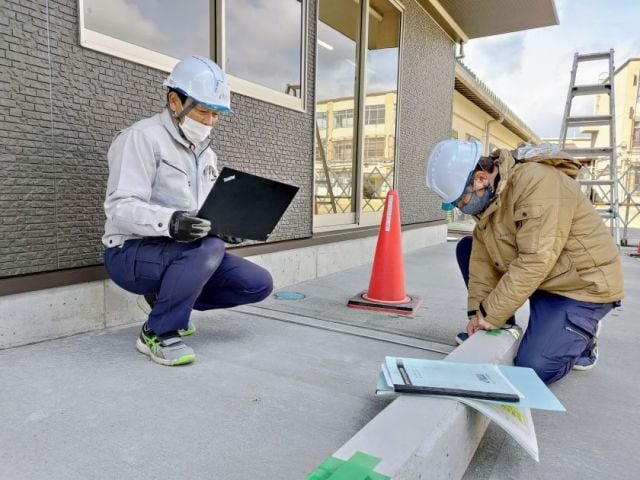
[179,115,213,144]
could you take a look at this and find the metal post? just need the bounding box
[559,53,578,148]
[608,49,622,246]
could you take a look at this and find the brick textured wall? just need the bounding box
[396,1,454,224]
[0,0,315,277]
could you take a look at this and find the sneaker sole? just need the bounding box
[178,326,196,337]
[136,338,195,366]
[572,358,597,371]
[572,324,601,372]
[573,345,598,371]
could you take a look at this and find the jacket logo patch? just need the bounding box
[223,175,235,182]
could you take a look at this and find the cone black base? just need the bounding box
[347,291,422,315]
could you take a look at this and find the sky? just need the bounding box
[462,0,640,139]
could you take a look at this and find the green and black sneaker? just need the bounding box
[136,294,197,337]
[136,324,195,366]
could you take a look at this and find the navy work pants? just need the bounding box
[456,236,615,384]
[104,237,273,336]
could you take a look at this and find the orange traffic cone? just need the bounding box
[347,190,422,315]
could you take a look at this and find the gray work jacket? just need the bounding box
[102,108,219,248]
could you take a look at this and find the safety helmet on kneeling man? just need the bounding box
[163,55,232,112]
[425,139,482,210]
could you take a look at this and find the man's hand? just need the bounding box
[169,211,211,242]
[219,235,244,245]
[466,311,498,336]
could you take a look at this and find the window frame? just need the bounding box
[77,0,307,112]
[332,139,354,162]
[364,136,385,160]
[316,111,328,129]
[313,0,404,230]
[364,104,385,125]
[633,121,640,147]
[333,109,354,129]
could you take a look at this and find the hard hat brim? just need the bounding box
[166,86,233,114]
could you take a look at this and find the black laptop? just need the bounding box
[197,167,299,241]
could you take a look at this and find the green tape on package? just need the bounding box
[306,451,390,480]
[485,329,503,336]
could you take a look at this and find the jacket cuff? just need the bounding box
[479,301,506,328]
[158,209,175,237]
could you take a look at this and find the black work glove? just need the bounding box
[169,211,211,243]
[219,235,244,245]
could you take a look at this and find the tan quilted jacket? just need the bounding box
[468,149,624,327]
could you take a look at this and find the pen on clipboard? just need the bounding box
[397,359,412,385]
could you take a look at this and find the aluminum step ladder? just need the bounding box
[559,49,621,247]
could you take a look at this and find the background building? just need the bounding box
[590,57,640,233]
[0,0,558,347]
[545,56,640,239]
[452,61,540,151]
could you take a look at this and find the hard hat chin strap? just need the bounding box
[166,89,199,121]
[171,99,197,120]
[166,94,200,145]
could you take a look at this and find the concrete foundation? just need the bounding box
[0,224,446,349]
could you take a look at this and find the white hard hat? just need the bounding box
[425,139,482,210]
[163,56,232,112]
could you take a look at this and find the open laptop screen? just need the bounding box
[197,167,299,241]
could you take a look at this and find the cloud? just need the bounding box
[463,0,640,138]
[83,0,209,60]
[84,0,164,48]
[225,0,303,93]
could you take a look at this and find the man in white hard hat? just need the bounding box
[102,56,273,366]
[425,140,623,384]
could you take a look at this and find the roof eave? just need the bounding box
[416,0,558,42]
[415,0,468,43]
[455,62,540,143]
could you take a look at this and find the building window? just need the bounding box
[365,105,385,125]
[78,0,306,111]
[334,110,354,129]
[364,137,385,160]
[314,0,402,220]
[224,0,305,107]
[79,0,209,64]
[316,112,327,129]
[332,140,353,162]
[632,165,640,191]
[633,121,640,147]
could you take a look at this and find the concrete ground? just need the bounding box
[1,241,639,479]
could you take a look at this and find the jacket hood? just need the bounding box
[512,143,582,179]
[477,145,581,221]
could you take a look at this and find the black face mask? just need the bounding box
[459,184,494,215]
